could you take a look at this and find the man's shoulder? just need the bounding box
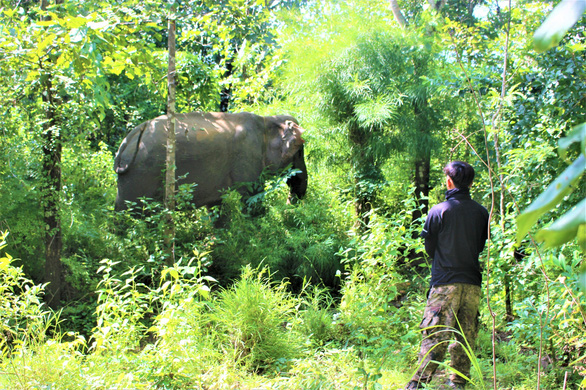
[428,200,451,216]
[469,199,489,215]
[432,198,487,214]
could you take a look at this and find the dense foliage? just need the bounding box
[0,0,584,389]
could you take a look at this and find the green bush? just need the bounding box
[90,259,154,356]
[142,252,221,388]
[0,232,50,355]
[212,265,306,372]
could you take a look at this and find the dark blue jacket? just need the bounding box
[421,188,489,287]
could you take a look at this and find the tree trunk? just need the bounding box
[354,179,372,230]
[40,80,61,305]
[412,98,431,226]
[40,0,63,310]
[504,271,514,321]
[220,60,233,112]
[42,78,63,309]
[412,156,430,223]
[348,123,378,230]
[164,17,177,266]
[388,0,407,28]
[427,0,447,12]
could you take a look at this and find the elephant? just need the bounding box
[114,112,307,211]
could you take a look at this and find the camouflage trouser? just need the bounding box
[410,283,481,386]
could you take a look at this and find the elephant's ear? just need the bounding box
[114,121,148,175]
[281,121,305,161]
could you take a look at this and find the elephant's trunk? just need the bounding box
[287,146,308,202]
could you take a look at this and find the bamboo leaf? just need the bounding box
[354,95,397,128]
[535,198,586,250]
[533,0,586,53]
[516,154,586,243]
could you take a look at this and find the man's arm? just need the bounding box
[421,213,439,259]
[478,208,490,253]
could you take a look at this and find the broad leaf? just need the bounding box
[535,198,586,250]
[559,123,586,161]
[533,0,586,53]
[516,154,586,243]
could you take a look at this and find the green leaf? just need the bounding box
[559,123,586,161]
[88,21,110,30]
[535,198,586,250]
[516,154,586,243]
[70,27,86,43]
[533,0,586,53]
[197,284,211,300]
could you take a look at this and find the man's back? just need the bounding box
[423,188,489,287]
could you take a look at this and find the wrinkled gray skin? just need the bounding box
[114,112,307,211]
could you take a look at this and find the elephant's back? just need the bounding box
[173,112,266,199]
[176,111,264,138]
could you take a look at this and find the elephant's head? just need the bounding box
[265,116,308,203]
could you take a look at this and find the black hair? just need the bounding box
[443,161,475,189]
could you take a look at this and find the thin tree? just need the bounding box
[164,15,177,266]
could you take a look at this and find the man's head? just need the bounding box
[443,161,475,189]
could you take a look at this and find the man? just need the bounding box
[405,161,489,390]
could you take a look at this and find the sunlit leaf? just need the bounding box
[198,284,211,300]
[516,154,586,243]
[70,27,86,43]
[535,198,586,250]
[38,33,57,53]
[533,0,586,53]
[36,20,56,27]
[2,8,15,18]
[0,254,11,270]
[88,21,111,30]
[160,280,172,292]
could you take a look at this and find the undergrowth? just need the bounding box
[1,193,583,390]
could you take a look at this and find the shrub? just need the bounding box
[90,259,154,356]
[143,251,221,388]
[211,265,306,372]
[0,232,50,355]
